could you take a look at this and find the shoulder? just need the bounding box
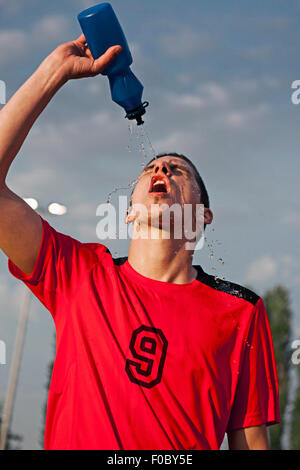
[44,219,112,265]
[194,265,260,306]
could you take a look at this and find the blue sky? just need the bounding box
[0,0,300,449]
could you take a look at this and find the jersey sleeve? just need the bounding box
[8,217,109,319]
[226,297,280,432]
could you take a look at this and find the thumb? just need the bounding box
[91,45,122,75]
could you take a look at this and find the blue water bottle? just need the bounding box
[77,2,149,125]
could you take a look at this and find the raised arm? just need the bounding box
[0,35,121,274]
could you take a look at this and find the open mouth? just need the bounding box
[149,176,168,193]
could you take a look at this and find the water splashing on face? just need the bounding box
[127,122,134,153]
[142,123,157,159]
[105,122,156,205]
[205,228,227,279]
[135,125,149,168]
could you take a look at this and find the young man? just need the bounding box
[0,35,279,450]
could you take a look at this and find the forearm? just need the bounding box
[227,425,270,450]
[0,51,66,186]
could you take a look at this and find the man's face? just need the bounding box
[127,155,207,237]
[131,156,201,210]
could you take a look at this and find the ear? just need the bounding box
[125,205,137,224]
[125,208,131,224]
[204,208,213,225]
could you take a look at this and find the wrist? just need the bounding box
[37,50,68,96]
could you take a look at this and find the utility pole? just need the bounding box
[0,289,31,450]
[0,199,67,450]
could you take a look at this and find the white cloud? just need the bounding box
[32,15,70,44]
[280,254,298,269]
[165,92,204,109]
[222,104,269,129]
[0,14,71,67]
[85,81,103,96]
[21,110,126,165]
[161,86,269,136]
[0,0,23,15]
[129,42,142,64]
[245,255,277,283]
[279,254,300,285]
[177,73,194,86]
[293,325,300,337]
[153,129,204,156]
[0,275,8,303]
[80,0,95,9]
[0,30,29,66]
[159,28,217,59]
[230,77,280,95]
[7,167,59,196]
[230,78,259,94]
[198,82,229,106]
[293,276,300,286]
[0,272,23,318]
[0,0,37,15]
[242,45,273,60]
[164,82,229,112]
[256,17,292,32]
[282,212,300,227]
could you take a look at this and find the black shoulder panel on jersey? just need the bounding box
[194,265,259,306]
[111,258,259,305]
[113,256,128,266]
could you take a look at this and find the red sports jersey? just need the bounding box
[8,219,280,450]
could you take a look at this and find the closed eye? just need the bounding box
[170,164,190,174]
[142,162,190,175]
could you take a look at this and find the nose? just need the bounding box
[153,160,171,176]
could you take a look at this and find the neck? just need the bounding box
[128,227,197,284]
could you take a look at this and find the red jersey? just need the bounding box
[8,219,280,450]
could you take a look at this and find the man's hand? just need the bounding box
[227,425,270,450]
[51,33,122,81]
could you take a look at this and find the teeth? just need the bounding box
[153,180,165,187]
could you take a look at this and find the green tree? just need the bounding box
[264,285,292,449]
[0,401,23,450]
[40,335,55,448]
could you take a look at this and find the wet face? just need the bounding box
[131,156,201,210]
[126,156,209,236]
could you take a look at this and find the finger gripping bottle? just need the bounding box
[77,2,149,125]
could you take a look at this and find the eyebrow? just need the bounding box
[143,160,191,173]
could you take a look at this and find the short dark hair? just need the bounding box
[144,152,210,208]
